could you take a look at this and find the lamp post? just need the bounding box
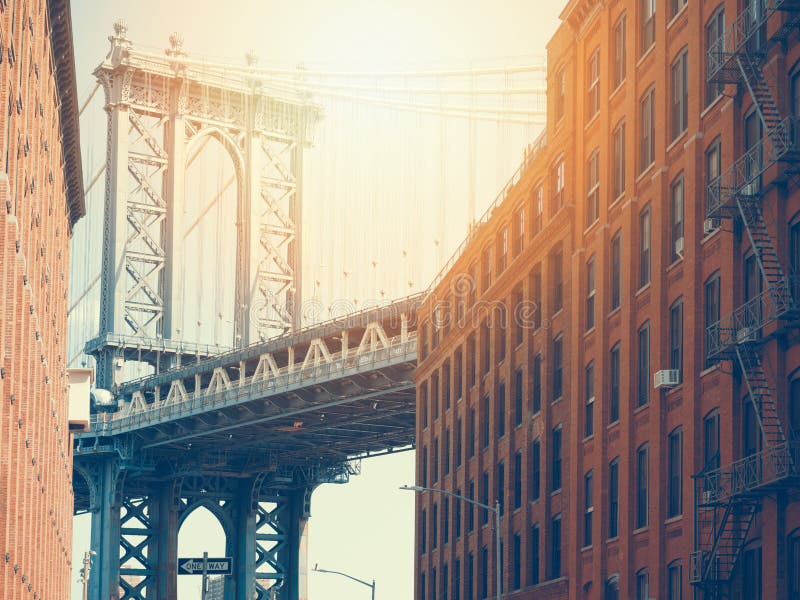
[400,484,502,600]
[312,564,376,600]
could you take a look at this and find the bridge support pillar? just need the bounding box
[154,482,179,599]
[88,458,122,600]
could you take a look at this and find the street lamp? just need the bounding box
[313,563,376,600]
[400,484,502,600]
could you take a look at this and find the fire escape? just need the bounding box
[690,1,800,596]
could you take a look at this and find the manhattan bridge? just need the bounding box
[68,22,546,599]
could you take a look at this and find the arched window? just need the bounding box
[605,574,620,600]
[741,540,762,600]
[788,528,800,598]
[636,568,649,600]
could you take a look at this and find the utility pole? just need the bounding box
[201,551,208,600]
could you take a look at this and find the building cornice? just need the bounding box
[48,0,85,228]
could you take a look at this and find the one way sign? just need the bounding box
[178,557,232,575]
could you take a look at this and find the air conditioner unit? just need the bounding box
[654,369,681,389]
[674,236,685,259]
[703,218,720,235]
[736,326,757,343]
[702,490,714,504]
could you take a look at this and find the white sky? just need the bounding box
[68,2,563,598]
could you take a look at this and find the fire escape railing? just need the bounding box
[692,0,800,594]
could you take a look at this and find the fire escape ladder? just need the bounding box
[737,52,792,159]
[735,344,787,448]
[735,196,796,320]
[709,500,759,584]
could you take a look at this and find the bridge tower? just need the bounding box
[89,21,320,389]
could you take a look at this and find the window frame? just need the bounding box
[640,86,655,172]
[586,148,600,227]
[587,48,600,121]
[613,14,627,89]
[670,48,689,140]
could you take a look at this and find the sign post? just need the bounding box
[201,552,208,600]
[177,556,232,575]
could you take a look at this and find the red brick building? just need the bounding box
[414,1,800,599]
[0,1,84,598]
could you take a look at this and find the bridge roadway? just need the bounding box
[72,294,422,600]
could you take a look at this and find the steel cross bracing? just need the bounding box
[692,2,800,594]
[91,22,321,389]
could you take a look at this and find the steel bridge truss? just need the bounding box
[692,2,800,596]
[92,22,321,389]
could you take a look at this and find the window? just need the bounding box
[671,49,688,140]
[609,458,620,537]
[468,479,475,532]
[585,361,595,437]
[433,374,440,419]
[497,227,508,274]
[442,564,448,600]
[445,429,451,476]
[552,335,563,401]
[641,0,655,54]
[789,529,800,599]
[532,353,542,413]
[584,470,594,546]
[636,444,649,528]
[482,246,493,292]
[420,573,426,600]
[454,348,463,400]
[443,497,449,544]
[514,450,522,509]
[611,231,622,310]
[636,570,649,600]
[552,424,563,491]
[421,385,428,429]
[532,438,541,500]
[513,205,524,257]
[421,508,427,553]
[483,322,491,374]
[480,547,489,599]
[671,174,684,262]
[455,489,462,539]
[454,560,461,600]
[529,524,540,585]
[637,322,650,407]
[586,257,596,330]
[744,109,763,191]
[586,149,599,226]
[443,363,451,409]
[551,157,564,214]
[640,87,655,171]
[551,514,562,578]
[555,67,566,122]
[481,395,490,449]
[469,263,478,308]
[610,343,621,424]
[668,427,683,517]
[668,561,683,600]
[743,396,761,458]
[639,206,651,287]
[514,284,524,347]
[467,553,474,600]
[481,471,489,525]
[497,304,507,363]
[514,369,523,426]
[670,0,687,18]
[532,186,543,237]
[587,49,600,121]
[497,381,506,438]
[532,266,542,330]
[613,15,626,89]
[613,120,626,199]
[432,503,438,550]
[704,273,720,368]
[467,334,476,388]
[670,299,683,378]
[432,437,440,482]
[791,377,800,440]
[605,576,620,600]
[468,407,475,457]
[744,252,763,332]
[513,532,521,590]
[703,409,721,473]
[705,138,721,222]
[552,246,563,313]
[742,544,762,600]
[705,8,725,105]
[422,446,428,486]
[791,215,800,301]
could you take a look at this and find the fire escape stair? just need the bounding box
[736,344,787,448]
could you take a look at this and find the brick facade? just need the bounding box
[0,1,83,598]
[414,1,800,599]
